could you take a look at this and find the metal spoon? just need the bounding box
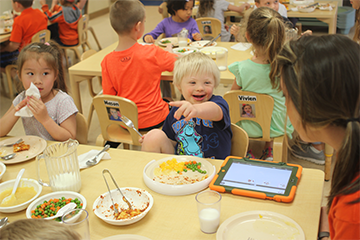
[86,145,110,166]
[44,202,77,220]
[1,168,25,205]
[0,138,23,148]
[0,153,16,160]
[0,217,8,228]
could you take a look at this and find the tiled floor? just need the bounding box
[2,5,353,206]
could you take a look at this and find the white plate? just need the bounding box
[199,47,228,59]
[26,191,87,223]
[0,162,5,181]
[0,27,11,35]
[102,234,152,240]
[143,155,216,196]
[189,40,217,48]
[298,5,316,12]
[172,47,199,55]
[0,136,47,164]
[216,211,305,240]
[158,37,191,47]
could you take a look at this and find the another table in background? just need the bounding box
[68,41,252,113]
[0,33,11,43]
[1,140,325,240]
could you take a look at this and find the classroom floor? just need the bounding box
[1,5,355,207]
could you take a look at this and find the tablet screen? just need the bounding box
[219,161,292,194]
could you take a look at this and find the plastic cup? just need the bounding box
[216,51,228,71]
[195,190,222,234]
[62,208,90,240]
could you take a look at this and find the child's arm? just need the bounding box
[170,101,223,122]
[228,3,250,13]
[0,41,20,52]
[230,24,240,36]
[27,97,76,141]
[231,79,242,90]
[143,20,166,43]
[76,0,87,10]
[0,105,20,137]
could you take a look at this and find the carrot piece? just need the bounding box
[193,161,197,164]
[31,215,36,219]
[31,210,35,214]
[197,165,201,169]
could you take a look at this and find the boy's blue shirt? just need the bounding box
[162,95,232,160]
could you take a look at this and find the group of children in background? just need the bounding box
[0,0,359,239]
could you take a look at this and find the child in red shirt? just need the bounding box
[0,0,47,69]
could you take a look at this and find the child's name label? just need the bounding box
[201,21,211,25]
[104,100,120,107]
[237,95,257,102]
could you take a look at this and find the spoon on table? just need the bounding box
[0,153,16,160]
[86,144,110,166]
[0,217,8,228]
[0,138,23,148]
[44,202,77,220]
[1,168,25,205]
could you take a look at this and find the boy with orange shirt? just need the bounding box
[101,0,177,135]
[40,0,82,46]
[0,0,47,69]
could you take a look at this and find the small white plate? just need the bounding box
[216,210,305,240]
[158,37,191,47]
[173,47,199,55]
[101,235,152,240]
[189,40,217,48]
[0,136,47,165]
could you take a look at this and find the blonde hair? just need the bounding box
[0,219,80,240]
[17,41,67,93]
[110,0,145,35]
[198,0,215,17]
[247,7,285,66]
[173,52,220,88]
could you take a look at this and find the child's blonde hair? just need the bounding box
[0,219,80,240]
[247,7,285,65]
[173,52,220,88]
[110,0,145,35]
[16,41,67,93]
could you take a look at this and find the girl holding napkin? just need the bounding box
[0,41,78,141]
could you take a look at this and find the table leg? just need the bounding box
[317,17,337,34]
[69,74,87,113]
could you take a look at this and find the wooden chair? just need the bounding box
[196,17,222,41]
[1,64,18,98]
[60,14,92,68]
[324,144,333,181]
[31,29,51,43]
[224,90,288,162]
[92,95,148,149]
[81,49,103,129]
[230,123,249,157]
[76,112,88,144]
[159,2,170,19]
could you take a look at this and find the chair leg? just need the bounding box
[5,65,15,98]
[87,104,94,130]
[88,26,102,50]
[273,136,284,162]
[96,134,105,146]
[123,143,130,149]
[324,144,333,181]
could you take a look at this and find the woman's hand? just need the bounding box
[230,24,240,36]
[144,35,155,43]
[192,32,202,41]
[27,96,51,124]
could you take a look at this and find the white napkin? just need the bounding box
[15,82,41,117]
[231,43,252,51]
[291,8,299,11]
[78,150,111,169]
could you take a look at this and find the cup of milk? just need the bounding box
[195,190,222,234]
[178,28,189,48]
[216,50,228,71]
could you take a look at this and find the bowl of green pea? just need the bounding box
[25,191,86,223]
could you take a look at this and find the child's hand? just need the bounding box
[225,24,229,31]
[301,30,312,36]
[240,3,251,12]
[230,25,240,36]
[192,33,202,41]
[40,0,46,6]
[144,35,155,43]
[170,101,198,122]
[14,98,28,111]
[138,134,146,144]
[27,96,51,124]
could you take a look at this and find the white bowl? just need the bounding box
[0,178,42,213]
[292,0,307,6]
[298,5,316,12]
[143,155,216,196]
[0,162,6,181]
[26,191,87,223]
[93,187,153,226]
[172,47,199,55]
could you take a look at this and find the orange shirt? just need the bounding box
[10,8,48,51]
[101,43,177,129]
[328,177,360,239]
[42,4,81,45]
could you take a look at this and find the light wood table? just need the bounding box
[0,33,11,43]
[0,141,324,240]
[68,42,251,113]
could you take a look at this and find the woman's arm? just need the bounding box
[0,105,20,137]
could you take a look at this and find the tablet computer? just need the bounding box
[209,156,302,203]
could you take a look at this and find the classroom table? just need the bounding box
[0,33,11,43]
[223,2,338,34]
[0,140,325,240]
[68,42,252,113]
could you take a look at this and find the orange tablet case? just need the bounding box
[209,156,302,203]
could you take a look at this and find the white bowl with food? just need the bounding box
[143,155,216,196]
[297,5,316,12]
[0,162,6,181]
[173,47,198,55]
[26,191,87,223]
[0,178,42,213]
[93,187,153,226]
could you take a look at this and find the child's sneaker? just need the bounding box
[260,147,273,161]
[291,143,325,165]
[246,150,255,159]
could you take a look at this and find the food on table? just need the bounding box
[191,41,215,47]
[31,197,83,221]
[13,141,30,152]
[0,186,37,207]
[161,39,171,44]
[111,203,146,220]
[153,158,208,185]
[176,48,197,53]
